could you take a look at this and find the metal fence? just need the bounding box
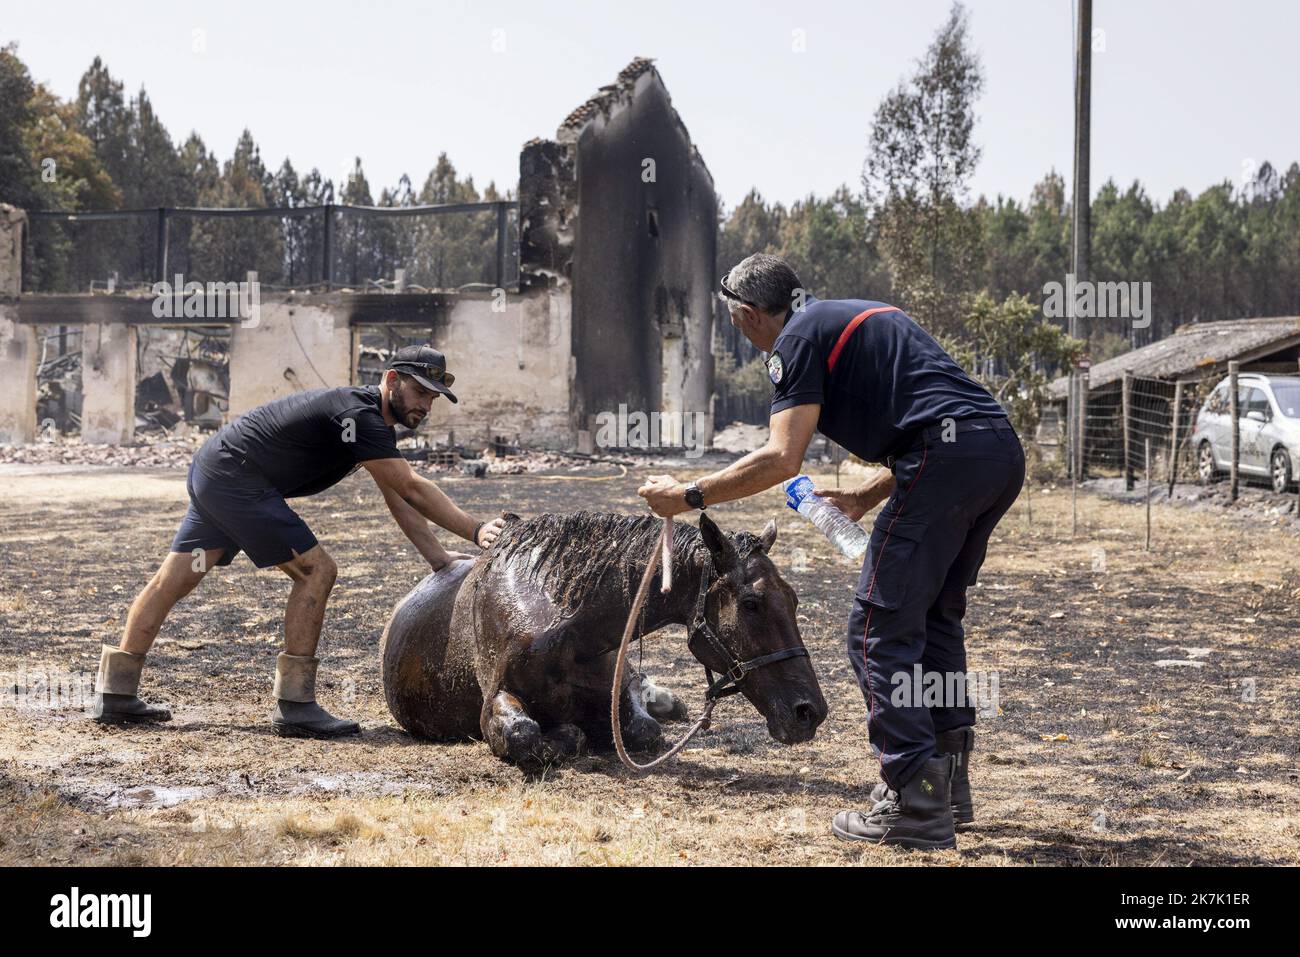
[1073,373,1210,490]
[21,201,520,294]
[1056,367,1297,501]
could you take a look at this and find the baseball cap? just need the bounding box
[388,345,458,403]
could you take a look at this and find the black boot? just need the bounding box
[833,755,957,850]
[92,646,172,725]
[269,653,360,739]
[93,692,172,724]
[936,726,974,826]
[864,727,975,826]
[271,699,361,739]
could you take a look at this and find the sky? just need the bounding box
[5,0,1299,211]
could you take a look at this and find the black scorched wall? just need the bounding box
[566,77,716,434]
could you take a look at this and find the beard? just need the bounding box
[389,387,425,429]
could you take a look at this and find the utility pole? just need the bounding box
[1068,0,1092,482]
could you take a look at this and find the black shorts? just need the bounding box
[170,460,318,569]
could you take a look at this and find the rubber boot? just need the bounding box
[936,726,975,826]
[92,645,172,724]
[832,755,957,850]
[864,727,975,826]
[270,653,360,739]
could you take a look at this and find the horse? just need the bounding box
[379,511,827,771]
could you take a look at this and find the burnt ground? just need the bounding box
[0,461,1298,866]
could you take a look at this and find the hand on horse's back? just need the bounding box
[432,552,474,571]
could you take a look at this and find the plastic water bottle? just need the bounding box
[782,475,870,561]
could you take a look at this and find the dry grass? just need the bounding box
[1,463,1298,866]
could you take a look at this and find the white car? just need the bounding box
[1191,373,1300,494]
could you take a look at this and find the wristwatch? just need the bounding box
[684,483,706,510]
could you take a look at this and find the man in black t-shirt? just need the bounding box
[640,254,1025,850]
[94,346,506,739]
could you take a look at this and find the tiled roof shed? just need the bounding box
[1048,316,1300,400]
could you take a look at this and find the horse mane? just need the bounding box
[485,511,768,614]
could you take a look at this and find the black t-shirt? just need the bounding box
[196,386,401,497]
[769,296,1006,462]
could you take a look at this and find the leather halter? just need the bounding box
[686,561,810,702]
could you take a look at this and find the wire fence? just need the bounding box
[1072,374,1214,488]
[21,202,520,295]
[1044,368,1298,503]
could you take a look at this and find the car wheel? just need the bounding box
[1271,447,1293,494]
[1198,441,1218,484]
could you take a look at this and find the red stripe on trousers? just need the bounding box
[862,445,929,767]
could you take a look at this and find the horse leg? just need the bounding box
[618,670,665,754]
[481,690,546,772]
[566,656,664,753]
[541,723,587,762]
[633,670,690,722]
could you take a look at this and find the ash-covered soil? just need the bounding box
[1,462,1297,866]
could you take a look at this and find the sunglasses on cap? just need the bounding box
[392,362,455,388]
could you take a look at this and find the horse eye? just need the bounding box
[742,595,763,612]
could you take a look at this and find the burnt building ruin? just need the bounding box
[0,58,717,451]
[521,57,717,447]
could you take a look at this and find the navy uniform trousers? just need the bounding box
[847,416,1025,791]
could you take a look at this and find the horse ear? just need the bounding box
[698,512,738,574]
[758,518,778,553]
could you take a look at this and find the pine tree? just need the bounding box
[863,2,985,338]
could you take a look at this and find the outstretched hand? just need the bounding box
[476,516,507,548]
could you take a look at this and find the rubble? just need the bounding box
[712,421,770,454]
[0,432,209,469]
[0,431,764,477]
[1086,476,1300,529]
[424,449,629,476]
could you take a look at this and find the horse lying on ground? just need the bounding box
[380,511,827,771]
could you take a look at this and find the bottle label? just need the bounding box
[784,475,814,511]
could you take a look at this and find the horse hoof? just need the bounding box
[624,715,664,754]
[642,681,689,722]
[501,720,546,770]
[543,724,587,762]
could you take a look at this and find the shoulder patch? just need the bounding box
[766,352,784,385]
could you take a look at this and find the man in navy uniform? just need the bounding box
[95,346,506,739]
[640,254,1024,849]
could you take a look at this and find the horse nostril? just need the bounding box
[794,701,816,727]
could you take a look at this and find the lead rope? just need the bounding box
[610,516,720,773]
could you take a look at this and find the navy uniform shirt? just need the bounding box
[196,386,402,497]
[768,297,1006,463]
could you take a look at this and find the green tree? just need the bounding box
[413,152,491,288]
[777,187,884,302]
[0,44,42,210]
[1090,179,1154,344]
[945,291,1082,442]
[21,84,121,289]
[718,188,785,274]
[863,3,986,338]
[74,57,130,194]
[188,130,283,282]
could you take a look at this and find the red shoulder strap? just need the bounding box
[826,305,899,374]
